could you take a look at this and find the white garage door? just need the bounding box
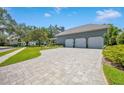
[75,38,86,48]
[65,39,74,47]
[88,36,104,49]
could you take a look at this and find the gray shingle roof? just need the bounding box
[56,24,109,37]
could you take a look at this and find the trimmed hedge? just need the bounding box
[103,45,124,66]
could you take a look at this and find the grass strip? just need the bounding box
[103,63,124,85]
[0,47,41,67]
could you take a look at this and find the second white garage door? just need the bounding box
[75,38,86,48]
[65,39,74,47]
[88,36,104,49]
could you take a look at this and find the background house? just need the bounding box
[7,32,20,46]
[0,25,8,46]
[56,24,109,49]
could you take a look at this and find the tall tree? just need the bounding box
[0,33,7,46]
[116,31,124,44]
[104,24,121,46]
[30,28,48,46]
[48,25,64,38]
[0,8,17,35]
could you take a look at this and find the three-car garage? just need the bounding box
[65,36,104,48]
[56,24,109,49]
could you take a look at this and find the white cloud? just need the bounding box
[55,7,62,11]
[54,7,62,14]
[54,7,67,14]
[44,13,51,17]
[96,9,121,20]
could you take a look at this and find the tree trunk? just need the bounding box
[26,42,29,46]
[38,40,41,46]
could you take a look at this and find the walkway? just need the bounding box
[0,48,25,63]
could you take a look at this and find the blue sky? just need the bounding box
[5,7,124,29]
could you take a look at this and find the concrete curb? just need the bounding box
[101,57,109,85]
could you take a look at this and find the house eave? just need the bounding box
[56,28,108,37]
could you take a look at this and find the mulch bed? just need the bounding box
[102,57,124,71]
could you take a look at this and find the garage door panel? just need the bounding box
[65,39,74,47]
[75,38,86,48]
[88,37,104,49]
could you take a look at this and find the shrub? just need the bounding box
[116,32,124,44]
[103,45,124,66]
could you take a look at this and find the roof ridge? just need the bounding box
[56,24,109,37]
[65,24,107,31]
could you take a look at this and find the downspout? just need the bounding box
[86,37,88,48]
[73,38,75,48]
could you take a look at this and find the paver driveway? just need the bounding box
[0,48,106,85]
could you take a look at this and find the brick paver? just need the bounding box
[0,48,106,85]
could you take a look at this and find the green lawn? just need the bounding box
[0,48,19,57]
[0,45,62,67]
[103,63,124,85]
[0,47,41,67]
